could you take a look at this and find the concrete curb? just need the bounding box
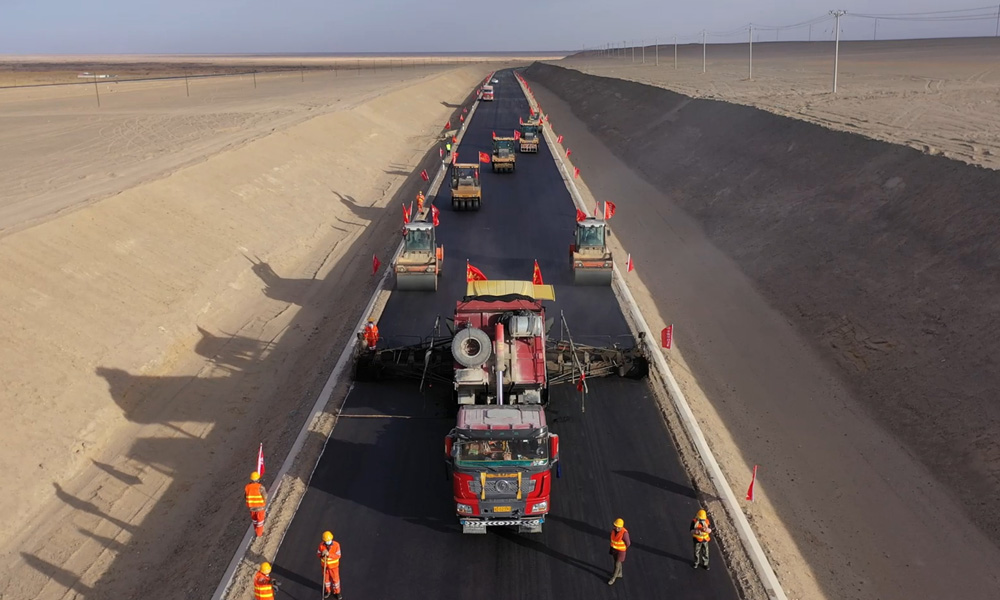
[514,71,788,600]
[210,71,491,600]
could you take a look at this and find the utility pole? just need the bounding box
[642,39,645,64]
[749,25,753,80]
[185,74,190,97]
[874,18,879,41]
[93,74,100,107]
[996,3,999,36]
[252,71,257,89]
[655,37,659,66]
[674,35,678,69]
[809,24,812,42]
[830,10,846,93]
[632,41,635,62]
[702,30,706,74]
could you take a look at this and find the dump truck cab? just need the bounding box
[395,215,444,290]
[518,121,540,153]
[482,85,494,101]
[450,163,482,211]
[570,217,613,285]
[492,137,516,173]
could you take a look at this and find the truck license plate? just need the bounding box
[493,506,511,513]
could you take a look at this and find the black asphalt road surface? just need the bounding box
[270,70,740,600]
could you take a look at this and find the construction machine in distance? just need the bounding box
[518,118,541,153]
[481,85,495,101]
[354,279,649,534]
[492,137,516,173]
[570,217,614,285]
[395,207,444,291]
[450,163,482,211]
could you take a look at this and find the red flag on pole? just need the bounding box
[532,260,544,285]
[576,371,586,392]
[452,136,457,144]
[661,325,673,349]
[460,114,465,122]
[445,121,451,129]
[519,116,524,125]
[514,130,521,141]
[256,443,265,476]
[529,107,535,116]
[432,205,440,227]
[402,203,411,224]
[626,253,634,272]
[566,148,572,157]
[479,151,491,164]
[746,465,758,501]
[492,131,497,139]
[466,262,487,282]
[452,151,458,165]
[462,107,468,113]
[439,148,444,158]
[575,208,587,222]
[604,201,617,219]
[556,134,564,144]
[574,167,580,178]
[593,204,599,217]
[420,169,429,181]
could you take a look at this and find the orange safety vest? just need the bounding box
[417,193,425,211]
[245,482,266,510]
[610,527,628,551]
[253,571,275,600]
[692,518,711,542]
[318,540,341,567]
[364,323,379,346]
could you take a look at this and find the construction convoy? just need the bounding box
[373,74,637,534]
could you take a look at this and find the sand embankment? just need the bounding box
[526,62,1000,600]
[0,65,486,599]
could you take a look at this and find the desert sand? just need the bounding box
[563,37,1000,170]
[0,61,490,599]
[527,46,1000,600]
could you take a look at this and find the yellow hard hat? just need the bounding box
[613,518,624,528]
[260,562,272,574]
[697,509,707,520]
[367,317,374,323]
[250,471,261,482]
[322,530,334,542]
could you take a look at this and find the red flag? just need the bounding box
[532,260,544,285]
[556,134,564,144]
[452,151,458,165]
[420,169,429,181]
[661,325,673,349]
[626,253,634,272]
[445,121,451,129]
[460,114,465,122]
[492,131,497,139]
[604,201,617,219]
[466,262,487,282]
[432,205,440,227]
[514,130,521,141]
[746,465,758,502]
[576,371,586,392]
[573,167,580,178]
[593,204,599,217]
[566,148,572,157]
[575,208,587,222]
[452,136,457,143]
[519,116,524,125]
[439,148,444,158]
[462,107,468,113]
[256,443,265,476]
[402,203,411,224]
[479,151,491,164]
[529,107,535,116]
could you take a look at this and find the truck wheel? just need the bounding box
[452,327,492,368]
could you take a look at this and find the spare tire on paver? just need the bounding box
[452,327,492,368]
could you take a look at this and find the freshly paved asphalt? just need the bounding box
[270,70,740,600]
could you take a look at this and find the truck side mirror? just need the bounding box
[550,434,559,462]
[444,436,454,459]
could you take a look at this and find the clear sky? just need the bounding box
[0,0,997,54]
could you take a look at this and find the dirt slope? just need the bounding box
[526,62,1000,600]
[0,65,486,600]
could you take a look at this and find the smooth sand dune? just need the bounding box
[0,63,489,600]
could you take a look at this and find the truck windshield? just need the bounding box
[577,224,605,247]
[455,167,477,185]
[404,227,433,251]
[521,125,538,137]
[456,438,548,466]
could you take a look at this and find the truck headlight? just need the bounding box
[456,503,473,514]
[530,501,548,513]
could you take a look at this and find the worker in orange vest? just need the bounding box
[607,518,631,585]
[244,471,267,537]
[317,530,343,599]
[416,191,425,212]
[253,562,280,600]
[691,508,713,570]
[363,317,379,350]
